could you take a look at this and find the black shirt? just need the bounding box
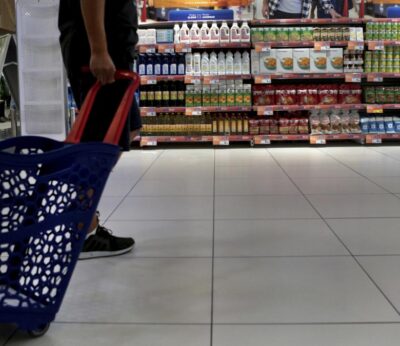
[59,0,138,71]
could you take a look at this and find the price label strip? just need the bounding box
[367,105,384,114]
[348,41,364,51]
[158,44,175,53]
[366,135,382,144]
[310,135,326,145]
[368,41,385,51]
[367,74,383,82]
[140,108,156,117]
[213,136,230,146]
[254,75,272,84]
[255,43,272,53]
[254,135,271,145]
[140,138,158,147]
[175,43,192,53]
[314,42,330,51]
[186,108,202,116]
[345,73,362,83]
[257,106,274,116]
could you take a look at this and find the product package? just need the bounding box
[259,50,277,73]
[293,49,311,73]
[310,50,327,73]
[276,49,294,73]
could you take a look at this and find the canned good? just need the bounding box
[376,87,386,103]
[313,27,321,41]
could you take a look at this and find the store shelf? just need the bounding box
[365,133,400,144]
[251,18,364,26]
[367,40,400,50]
[140,106,252,116]
[366,73,400,82]
[184,74,252,84]
[310,133,364,144]
[254,41,351,51]
[175,42,251,52]
[253,73,357,83]
[255,104,365,115]
[140,75,185,84]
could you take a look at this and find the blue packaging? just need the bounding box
[360,117,369,133]
[384,117,396,133]
[376,116,386,134]
[394,116,400,133]
[146,54,154,75]
[168,9,234,21]
[138,54,146,75]
[368,117,378,133]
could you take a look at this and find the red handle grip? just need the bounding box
[65,70,140,145]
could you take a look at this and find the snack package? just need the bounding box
[293,49,310,73]
[339,84,362,104]
[253,85,275,106]
[301,27,314,41]
[277,49,294,73]
[259,119,270,134]
[349,111,361,133]
[368,117,378,133]
[327,48,344,72]
[260,50,277,73]
[249,119,260,135]
[276,86,297,105]
[319,84,338,105]
[310,111,322,134]
[311,50,327,73]
[393,116,400,133]
[376,116,386,134]
[364,87,376,104]
[279,117,290,134]
[298,118,310,134]
[375,87,386,104]
[341,111,351,133]
[320,111,331,134]
[330,110,342,134]
[251,50,261,74]
[384,116,396,134]
[288,118,299,134]
[269,118,279,134]
[360,117,369,133]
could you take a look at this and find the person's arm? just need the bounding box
[319,0,342,18]
[262,0,269,18]
[80,0,116,84]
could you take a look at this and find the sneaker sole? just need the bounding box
[78,244,134,260]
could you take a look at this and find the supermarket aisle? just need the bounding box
[5,146,400,345]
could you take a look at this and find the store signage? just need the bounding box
[168,10,234,21]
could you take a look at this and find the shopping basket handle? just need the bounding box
[65,70,140,145]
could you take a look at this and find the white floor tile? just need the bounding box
[307,194,400,218]
[143,165,214,181]
[130,179,213,196]
[214,219,348,257]
[97,197,124,220]
[104,220,213,257]
[283,164,360,178]
[8,324,210,346]
[215,165,285,179]
[215,195,319,219]
[103,177,142,197]
[368,177,400,193]
[57,258,211,323]
[213,257,400,323]
[348,162,400,177]
[110,196,213,220]
[215,178,300,195]
[358,256,400,313]
[293,177,387,195]
[213,324,400,346]
[327,218,400,255]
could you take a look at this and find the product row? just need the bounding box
[141,113,251,136]
[253,84,362,106]
[249,116,310,135]
[137,53,186,76]
[251,26,362,43]
[252,48,344,74]
[365,47,400,73]
[364,86,400,104]
[361,116,400,134]
[138,22,251,45]
[310,110,362,135]
[366,22,400,41]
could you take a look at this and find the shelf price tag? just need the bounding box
[254,135,271,145]
[186,108,202,116]
[348,41,364,51]
[255,43,272,53]
[310,135,326,145]
[184,75,201,84]
[345,73,362,83]
[158,44,175,53]
[141,76,157,85]
[367,105,384,114]
[140,108,156,117]
[366,135,382,144]
[368,41,385,51]
[257,106,274,116]
[314,42,330,51]
[203,76,220,85]
[213,136,230,146]
[254,75,272,84]
[140,137,157,147]
[367,74,383,82]
[139,45,156,53]
[175,43,192,53]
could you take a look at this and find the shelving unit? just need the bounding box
[137,18,400,147]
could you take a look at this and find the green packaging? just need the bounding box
[264,27,277,42]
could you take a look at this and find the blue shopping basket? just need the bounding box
[0,71,139,336]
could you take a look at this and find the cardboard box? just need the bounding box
[0,0,15,34]
[293,48,310,73]
[310,50,327,73]
[259,49,277,73]
[251,50,260,74]
[276,49,293,73]
[327,48,343,73]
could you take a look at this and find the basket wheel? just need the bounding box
[28,323,50,337]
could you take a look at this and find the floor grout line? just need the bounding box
[210,148,216,346]
[268,148,400,318]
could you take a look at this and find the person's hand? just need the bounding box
[329,8,342,18]
[90,51,116,85]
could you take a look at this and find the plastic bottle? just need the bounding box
[200,22,210,44]
[240,21,251,42]
[225,51,234,75]
[193,53,202,76]
[174,24,180,44]
[189,22,201,43]
[210,22,220,43]
[209,52,218,75]
[233,51,242,75]
[220,21,230,43]
[241,51,250,75]
[185,53,193,75]
[230,22,241,42]
[178,53,186,75]
[201,52,210,76]
[179,23,190,43]
[217,52,226,75]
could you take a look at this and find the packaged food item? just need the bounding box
[243,84,252,106]
[269,118,279,134]
[235,82,244,106]
[313,27,321,41]
[259,50,277,72]
[339,84,362,104]
[341,111,351,133]
[368,117,378,133]
[320,111,331,134]
[193,85,202,107]
[364,87,376,104]
[185,85,194,107]
[210,85,219,106]
[276,86,297,105]
[251,28,264,43]
[349,110,361,133]
[264,27,277,42]
[293,48,310,73]
[276,49,294,73]
[249,119,260,135]
[394,116,400,133]
[301,27,314,41]
[259,119,270,134]
[375,87,386,104]
[360,117,369,133]
[376,116,386,134]
[384,116,396,133]
[289,28,301,41]
[298,118,309,134]
[319,84,338,105]
[327,48,343,72]
[288,117,299,134]
[330,110,342,134]
[251,50,260,74]
[310,111,321,134]
[276,27,289,41]
[279,117,290,134]
[226,82,236,106]
[202,85,211,107]
[310,50,327,72]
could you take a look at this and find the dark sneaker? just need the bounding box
[79,225,135,260]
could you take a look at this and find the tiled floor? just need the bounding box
[4,146,400,345]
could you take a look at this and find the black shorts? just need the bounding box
[68,66,142,151]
